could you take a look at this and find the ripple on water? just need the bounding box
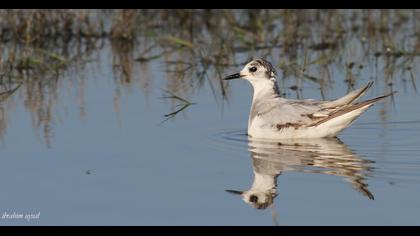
[211,120,420,185]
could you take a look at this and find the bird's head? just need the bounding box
[223,58,277,83]
[225,189,277,210]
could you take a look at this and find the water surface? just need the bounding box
[0,10,420,225]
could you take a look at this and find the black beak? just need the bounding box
[223,73,243,80]
[225,189,244,195]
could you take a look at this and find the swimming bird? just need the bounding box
[223,58,394,139]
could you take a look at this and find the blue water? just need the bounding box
[0,41,420,225]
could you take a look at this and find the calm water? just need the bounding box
[1,41,420,225]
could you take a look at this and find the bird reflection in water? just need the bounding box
[226,137,374,210]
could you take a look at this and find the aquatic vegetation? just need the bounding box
[160,89,195,124]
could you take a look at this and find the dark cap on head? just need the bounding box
[254,58,277,78]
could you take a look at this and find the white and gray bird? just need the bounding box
[223,58,394,139]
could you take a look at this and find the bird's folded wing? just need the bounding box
[319,81,374,109]
[254,90,393,128]
[307,92,394,127]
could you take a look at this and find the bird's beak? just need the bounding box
[223,73,243,80]
[225,189,244,195]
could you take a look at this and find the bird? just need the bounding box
[223,58,394,139]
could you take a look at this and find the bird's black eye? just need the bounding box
[249,67,257,72]
[249,195,258,203]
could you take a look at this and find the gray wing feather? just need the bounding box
[253,84,391,128]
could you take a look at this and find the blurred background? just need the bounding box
[1,9,418,143]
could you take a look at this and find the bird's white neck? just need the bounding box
[248,78,281,128]
[250,172,277,192]
[250,78,280,102]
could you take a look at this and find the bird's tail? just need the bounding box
[320,82,374,109]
